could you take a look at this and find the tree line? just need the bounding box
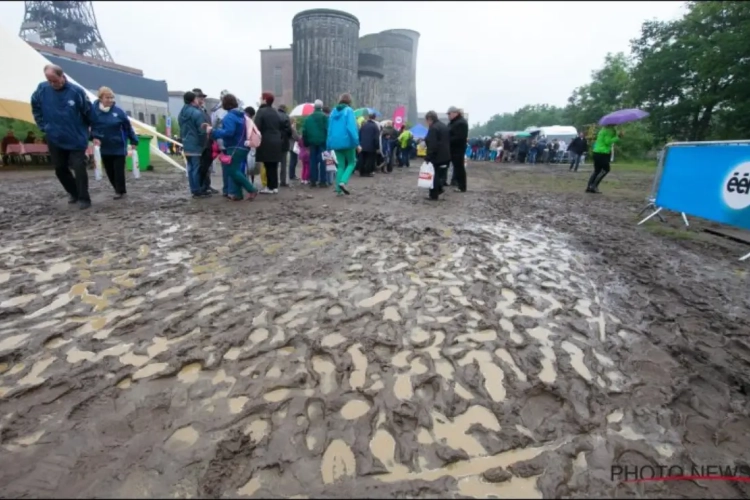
[469,1,750,160]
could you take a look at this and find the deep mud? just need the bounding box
[0,162,749,498]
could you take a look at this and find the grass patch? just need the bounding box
[641,221,703,241]
[612,161,658,174]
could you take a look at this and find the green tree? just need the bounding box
[155,115,179,138]
[156,115,167,135]
[0,118,41,139]
[630,1,750,142]
[565,52,634,129]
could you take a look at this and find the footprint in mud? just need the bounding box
[347,344,368,391]
[321,438,357,485]
[369,427,409,475]
[165,425,199,452]
[340,399,371,420]
[305,400,326,453]
[312,354,337,395]
[243,419,270,443]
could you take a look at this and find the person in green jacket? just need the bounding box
[587,125,623,193]
[302,99,329,188]
[398,127,413,167]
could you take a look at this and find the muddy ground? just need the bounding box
[0,160,749,499]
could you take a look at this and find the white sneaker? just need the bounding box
[260,188,272,194]
[272,189,279,194]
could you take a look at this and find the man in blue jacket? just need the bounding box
[31,64,93,209]
[178,91,210,198]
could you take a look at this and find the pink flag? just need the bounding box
[392,106,406,131]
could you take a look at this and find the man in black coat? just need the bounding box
[567,131,588,172]
[424,110,451,201]
[447,106,469,192]
[277,104,293,187]
[358,113,380,177]
[254,92,285,193]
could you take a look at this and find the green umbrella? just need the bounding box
[515,131,531,138]
[354,107,381,118]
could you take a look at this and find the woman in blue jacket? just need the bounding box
[326,93,359,195]
[89,87,139,199]
[206,94,258,201]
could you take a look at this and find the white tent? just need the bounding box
[535,125,578,140]
[0,25,185,172]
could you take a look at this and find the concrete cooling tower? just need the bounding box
[356,53,384,112]
[380,29,419,125]
[292,9,360,107]
[359,31,413,122]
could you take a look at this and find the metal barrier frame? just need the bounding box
[638,140,750,261]
[637,144,689,227]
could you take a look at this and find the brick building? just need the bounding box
[260,47,294,109]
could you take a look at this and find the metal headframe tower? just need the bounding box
[19,1,114,62]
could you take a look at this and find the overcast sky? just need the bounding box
[0,1,685,124]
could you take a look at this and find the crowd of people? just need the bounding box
[28,63,622,207]
[467,133,589,170]
[179,90,470,201]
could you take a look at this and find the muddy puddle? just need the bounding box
[0,169,748,498]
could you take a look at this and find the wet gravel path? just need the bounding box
[0,162,749,498]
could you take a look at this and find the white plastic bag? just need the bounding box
[418,162,435,189]
[293,141,300,155]
[324,150,338,173]
[130,148,141,179]
[93,145,103,181]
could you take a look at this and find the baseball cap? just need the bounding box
[314,99,323,108]
[192,88,207,98]
[447,106,460,114]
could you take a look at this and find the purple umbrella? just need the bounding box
[598,108,649,126]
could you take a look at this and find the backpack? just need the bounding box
[245,117,262,148]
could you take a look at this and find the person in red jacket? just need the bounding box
[1,130,20,166]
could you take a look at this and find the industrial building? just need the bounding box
[359,31,412,122]
[260,47,294,109]
[380,29,419,125]
[28,41,168,126]
[167,91,184,119]
[260,9,419,120]
[292,9,360,108]
[356,53,384,113]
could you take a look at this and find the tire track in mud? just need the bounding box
[0,166,749,498]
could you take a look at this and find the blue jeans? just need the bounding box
[382,141,392,166]
[400,148,411,167]
[186,155,202,195]
[528,150,537,164]
[569,153,582,170]
[308,145,325,185]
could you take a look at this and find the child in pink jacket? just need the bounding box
[298,136,311,184]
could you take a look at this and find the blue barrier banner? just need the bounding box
[655,145,750,230]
